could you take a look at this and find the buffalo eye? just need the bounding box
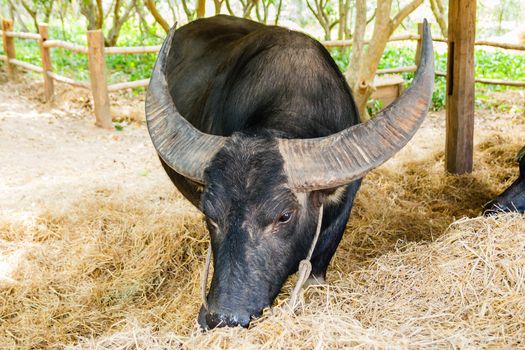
[277,211,293,224]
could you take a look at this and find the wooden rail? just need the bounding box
[8,58,43,72]
[105,45,161,55]
[376,65,418,74]
[1,17,524,129]
[47,71,90,89]
[323,33,421,48]
[107,78,150,91]
[4,31,40,40]
[43,39,88,54]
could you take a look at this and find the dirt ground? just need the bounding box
[0,79,195,220]
[1,75,524,349]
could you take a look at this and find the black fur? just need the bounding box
[484,146,525,215]
[160,15,362,329]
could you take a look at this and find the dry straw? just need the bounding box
[1,128,525,349]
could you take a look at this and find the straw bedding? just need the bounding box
[1,122,525,349]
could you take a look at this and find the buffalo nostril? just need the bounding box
[483,201,510,216]
[236,314,251,328]
[205,312,224,329]
[205,312,251,329]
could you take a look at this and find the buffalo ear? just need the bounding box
[310,187,344,208]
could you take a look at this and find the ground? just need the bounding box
[1,75,524,349]
[0,79,186,216]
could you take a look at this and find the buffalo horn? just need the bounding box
[145,26,226,184]
[277,19,435,191]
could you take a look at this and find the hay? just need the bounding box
[2,120,525,349]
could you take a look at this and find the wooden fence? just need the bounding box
[1,18,524,129]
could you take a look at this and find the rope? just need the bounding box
[288,203,323,310]
[200,243,212,311]
[199,204,324,313]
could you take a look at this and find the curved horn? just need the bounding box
[278,19,435,191]
[146,25,226,184]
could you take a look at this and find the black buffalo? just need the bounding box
[145,15,434,329]
[484,145,525,214]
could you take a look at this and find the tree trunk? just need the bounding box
[346,0,366,86]
[43,0,54,23]
[181,0,196,21]
[145,0,170,33]
[430,0,447,37]
[7,0,30,32]
[19,0,39,32]
[80,0,103,30]
[225,0,235,15]
[306,0,335,41]
[274,0,282,25]
[338,0,350,40]
[105,0,135,46]
[197,0,206,18]
[136,0,155,36]
[345,0,424,121]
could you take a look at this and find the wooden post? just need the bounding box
[415,22,424,66]
[38,23,54,101]
[2,19,16,80]
[445,0,476,174]
[87,29,112,129]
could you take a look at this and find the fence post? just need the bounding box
[38,23,54,101]
[2,19,17,80]
[415,22,424,66]
[445,0,476,174]
[87,29,112,129]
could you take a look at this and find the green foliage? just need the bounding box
[14,39,41,66]
[475,49,525,82]
[329,44,525,111]
[366,99,383,116]
[330,47,351,72]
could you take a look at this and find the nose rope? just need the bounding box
[288,203,323,310]
[200,243,212,311]
[199,204,324,313]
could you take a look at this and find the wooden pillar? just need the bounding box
[38,23,54,101]
[2,19,16,80]
[415,22,424,66]
[87,29,112,129]
[445,0,476,174]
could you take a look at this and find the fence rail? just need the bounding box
[47,71,90,89]
[8,58,43,72]
[325,35,525,51]
[104,45,161,55]
[4,30,40,40]
[1,18,524,129]
[43,39,89,53]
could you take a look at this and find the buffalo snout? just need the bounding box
[483,176,525,216]
[198,304,253,330]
